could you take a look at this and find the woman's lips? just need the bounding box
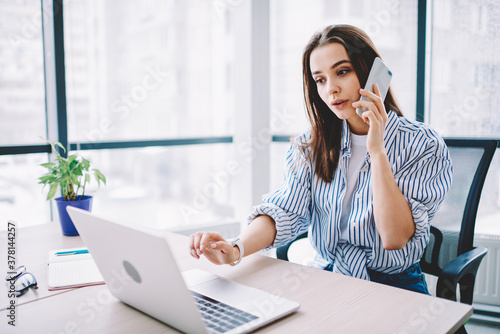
[330,99,348,109]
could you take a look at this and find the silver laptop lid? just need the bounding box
[67,206,208,334]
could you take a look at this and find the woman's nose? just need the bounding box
[328,80,340,95]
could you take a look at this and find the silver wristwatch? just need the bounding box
[230,237,244,266]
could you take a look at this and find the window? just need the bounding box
[0,154,50,228]
[0,0,46,146]
[64,0,233,142]
[0,0,236,232]
[0,0,49,228]
[269,0,418,190]
[59,0,236,230]
[1,0,498,240]
[429,1,500,137]
[429,0,500,236]
[78,144,237,229]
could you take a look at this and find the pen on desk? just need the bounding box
[55,249,89,256]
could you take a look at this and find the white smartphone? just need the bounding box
[356,57,393,118]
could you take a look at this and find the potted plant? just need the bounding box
[38,140,106,236]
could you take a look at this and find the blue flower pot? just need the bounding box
[55,196,93,236]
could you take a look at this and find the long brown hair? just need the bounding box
[302,24,403,183]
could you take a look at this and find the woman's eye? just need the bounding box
[315,78,325,84]
[337,69,350,76]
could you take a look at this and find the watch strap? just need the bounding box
[229,237,244,266]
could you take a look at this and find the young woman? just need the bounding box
[189,25,452,294]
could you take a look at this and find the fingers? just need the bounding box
[353,85,387,123]
[357,85,386,113]
[352,100,381,124]
[209,241,229,254]
[188,232,224,259]
[209,241,238,265]
[188,232,237,265]
[372,83,381,97]
[361,84,382,100]
[200,233,215,252]
[189,233,201,259]
[372,84,388,124]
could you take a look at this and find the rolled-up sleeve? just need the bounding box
[248,135,312,248]
[393,133,453,261]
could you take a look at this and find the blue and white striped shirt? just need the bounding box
[249,111,453,280]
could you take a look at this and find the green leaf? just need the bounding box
[94,169,107,185]
[58,159,68,171]
[39,175,57,184]
[73,164,83,176]
[40,162,56,169]
[54,141,66,154]
[81,158,90,170]
[47,183,58,200]
[69,159,79,171]
[39,139,106,200]
[70,175,81,187]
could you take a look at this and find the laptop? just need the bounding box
[67,207,300,334]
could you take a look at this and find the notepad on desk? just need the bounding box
[47,247,105,290]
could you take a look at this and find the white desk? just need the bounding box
[0,223,472,333]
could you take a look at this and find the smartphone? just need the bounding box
[356,57,392,118]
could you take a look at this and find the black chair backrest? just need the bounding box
[421,139,497,276]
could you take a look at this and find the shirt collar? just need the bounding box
[340,110,400,152]
[341,120,351,153]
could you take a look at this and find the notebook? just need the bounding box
[67,207,300,334]
[47,247,104,290]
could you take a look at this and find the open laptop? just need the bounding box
[67,207,300,334]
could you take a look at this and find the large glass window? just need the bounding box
[64,0,234,142]
[1,0,499,240]
[0,0,46,146]
[429,0,500,236]
[75,144,236,230]
[269,0,418,190]
[59,0,237,230]
[0,0,237,231]
[0,1,48,228]
[0,154,51,228]
[429,0,499,137]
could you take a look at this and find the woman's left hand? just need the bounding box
[352,84,388,155]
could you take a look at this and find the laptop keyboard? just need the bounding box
[192,291,259,333]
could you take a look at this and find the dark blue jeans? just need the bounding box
[324,262,430,295]
[367,263,430,295]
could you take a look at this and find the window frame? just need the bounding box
[1,0,499,230]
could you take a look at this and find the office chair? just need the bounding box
[276,139,498,307]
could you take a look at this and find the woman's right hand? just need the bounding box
[188,232,239,265]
